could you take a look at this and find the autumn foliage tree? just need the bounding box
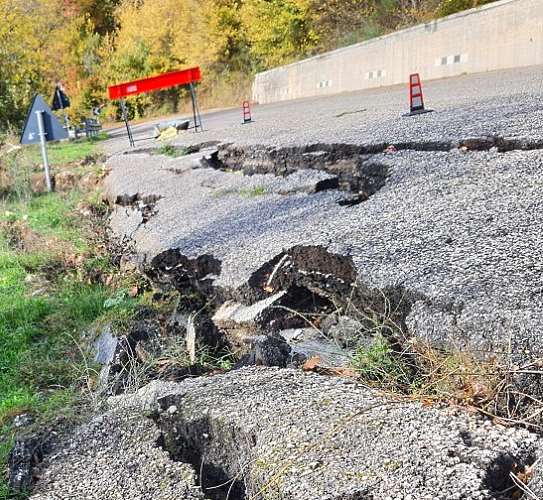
[0,0,497,131]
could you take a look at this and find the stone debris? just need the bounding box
[280,328,350,368]
[235,335,293,368]
[212,292,286,349]
[8,437,43,493]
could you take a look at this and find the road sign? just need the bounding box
[107,68,204,146]
[20,95,68,192]
[52,86,70,110]
[20,95,68,145]
[107,67,202,99]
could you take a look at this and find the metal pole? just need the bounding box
[120,99,135,147]
[35,110,53,192]
[189,83,203,132]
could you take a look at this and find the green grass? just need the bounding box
[240,186,267,197]
[26,136,105,166]
[0,187,137,496]
[156,144,188,158]
[351,335,414,389]
[2,192,86,248]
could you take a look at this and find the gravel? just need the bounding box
[29,368,542,499]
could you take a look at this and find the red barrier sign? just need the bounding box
[108,67,202,100]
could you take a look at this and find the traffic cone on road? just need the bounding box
[404,73,433,116]
[242,100,253,124]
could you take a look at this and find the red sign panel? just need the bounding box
[108,67,201,100]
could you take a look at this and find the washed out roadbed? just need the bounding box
[8,67,543,499]
[26,146,543,498]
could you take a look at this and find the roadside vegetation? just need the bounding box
[0,134,238,498]
[156,144,189,158]
[1,0,497,131]
[0,136,140,497]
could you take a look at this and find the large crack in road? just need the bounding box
[104,137,543,359]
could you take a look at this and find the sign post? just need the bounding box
[188,83,203,132]
[20,95,69,192]
[119,99,135,147]
[35,110,53,192]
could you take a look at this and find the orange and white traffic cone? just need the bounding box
[242,100,253,124]
[404,73,433,116]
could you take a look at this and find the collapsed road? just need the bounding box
[25,65,543,498]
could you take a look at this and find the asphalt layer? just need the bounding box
[29,408,204,500]
[103,63,543,353]
[103,65,543,154]
[105,138,543,354]
[29,368,543,499]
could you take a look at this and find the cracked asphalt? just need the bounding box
[104,66,543,353]
[103,65,543,154]
[29,65,543,500]
[29,369,543,499]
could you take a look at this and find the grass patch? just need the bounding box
[351,335,415,390]
[26,139,101,166]
[240,186,267,197]
[156,144,188,158]
[350,332,510,421]
[1,135,105,204]
[0,179,139,494]
[211,184,268,199]
[2,192,87,248]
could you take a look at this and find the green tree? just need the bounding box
[240,0,318,68]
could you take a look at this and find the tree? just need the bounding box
[240,0,318,68]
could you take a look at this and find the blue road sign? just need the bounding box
[20,95,68,145]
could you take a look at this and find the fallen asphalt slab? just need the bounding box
[28,368,543,500]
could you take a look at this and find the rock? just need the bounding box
[235,335,292,368]
[13,414,34,429]
[321,314,371,350]
[92,309,162,394]
[212,291,287,350]
[8,436,43,493]
[93,326,118,366]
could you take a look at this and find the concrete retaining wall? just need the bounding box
[252,0,543,104]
